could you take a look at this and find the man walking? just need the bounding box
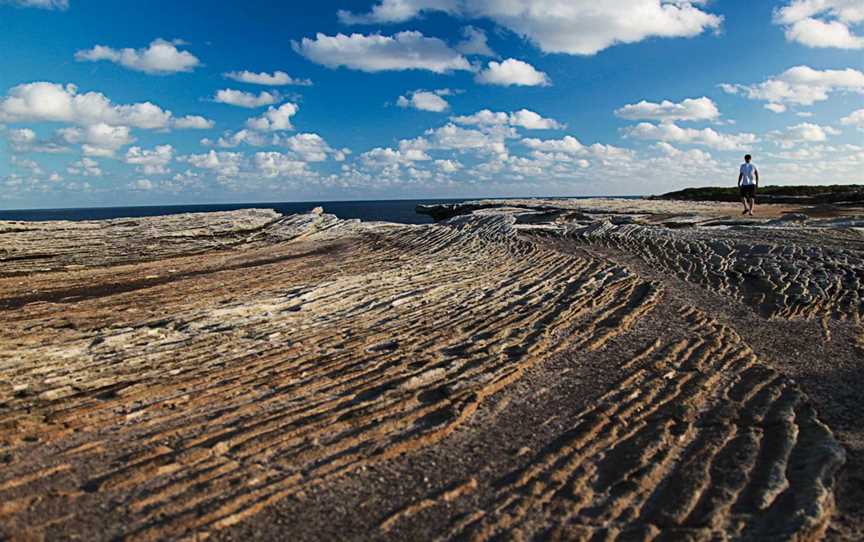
[738,154,759,216]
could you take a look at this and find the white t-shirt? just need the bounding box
[740,162,757,186]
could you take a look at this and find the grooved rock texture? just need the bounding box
[0,201,859,541]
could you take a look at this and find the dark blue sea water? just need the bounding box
[0,199,466,225]
[0,197,640,225]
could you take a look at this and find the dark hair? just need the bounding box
[744,154,752,161]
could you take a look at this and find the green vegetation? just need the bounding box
[653,185,864,203]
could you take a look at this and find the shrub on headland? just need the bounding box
[652,185,864,204]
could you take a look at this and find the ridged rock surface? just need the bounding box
[0,201,859,541]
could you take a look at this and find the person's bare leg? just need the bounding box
[748,197,755,215]
[741,197,748,215]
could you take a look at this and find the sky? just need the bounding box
[0,0,862,209]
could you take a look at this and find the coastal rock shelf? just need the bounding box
[0,208,340,277]
[570,220,864,320]
[0,202,857,540]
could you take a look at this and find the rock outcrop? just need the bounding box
[1,200,860,541]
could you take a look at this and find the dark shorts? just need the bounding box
[740,185,756,198]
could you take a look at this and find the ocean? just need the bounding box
[0,199,468,225]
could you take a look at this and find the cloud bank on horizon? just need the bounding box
[1,0,863,208]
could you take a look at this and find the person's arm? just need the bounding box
[738,169,743,187]
[754,167,759,187]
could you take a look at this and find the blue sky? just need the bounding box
[1,0,862,209]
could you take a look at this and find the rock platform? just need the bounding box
[1,199,862,540]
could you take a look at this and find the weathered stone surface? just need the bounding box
[0,201,859,541]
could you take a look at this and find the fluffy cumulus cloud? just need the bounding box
[67,157,102,177]
[208,129,269,148]
[435,159,463,173]
[2,0,67,8]
[622,121,758,150]
[213,89,280,108]
[276,132,349,162]
[520,135,633,164]
[337,0,460,24]
[179,150,244,180]
[452,109,564,129]
[125,145,174,175]
[293,31,472,73]
[773,0,864,49]
[475,58,550,87]
[397,89,452,112]
[130,179,154,191]
[841,108,864,130]
[0,82,213,131]
[223,70,312,86]
[245,102,299,131]
[5,127,69,153]
[10,155,44,174]
[456,26,496,56]
[338,0,723,55]
[74,39,200,74]
[58,123,134,156]
[768,122,841,146]
[173,115,214,129]
[7,128,37,150]
[425,123,512,156]
[614,96,720,122]
[254,152,311,178]
[360,146,431,167]
[721,65,864,111]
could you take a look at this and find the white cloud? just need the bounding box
[841,108,864,130]
[614,96,720,122]
[522,135,586,154]
[622,121,758,150]
[10,155,43,174]
[425,123,512,156]
[223,70,312,86]
[397,90,451,112]
[361,146,431,167]
[173,115,214,129]
[521,136,633,164]
[452,108,563,129]
[74,39,200,74]
[338,1,722,55]
[6,128,70,153]
[0,81,207,132]
[125,145,174,175]
[67,157,102,177]
[475,58,550,87]
[764,103,788,113]
[774,1,864,49]
[721,65,864,109]
[456,26,496,56]
[245,102,299,131]
[435,159,463,172]
[58,123,134,156]
[277,132,348,162]
[337,0,458,24]
[254,152,311,178]
[210,129,268,148]
[179,150,243,179]
[769,122,841,145]
[2,0,67,8]
[293,32,472,73]
[213,89,280,108]
[7,128,38,152]
[131,179,154,191]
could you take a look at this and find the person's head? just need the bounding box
[744,154,752,163]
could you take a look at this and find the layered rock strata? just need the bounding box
[0,202,855,541]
